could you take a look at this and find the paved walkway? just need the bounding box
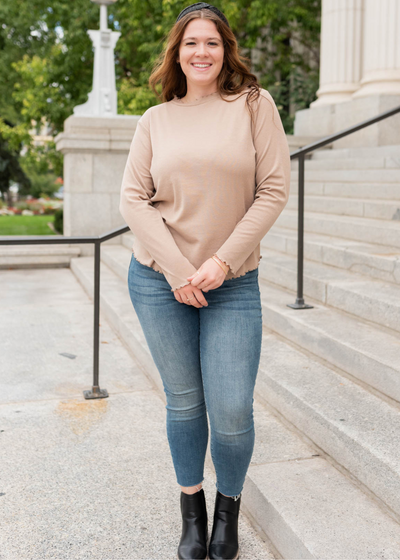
[0,268,275,559]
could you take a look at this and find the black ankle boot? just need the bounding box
[208,490,241,560]
[177,488,208,560]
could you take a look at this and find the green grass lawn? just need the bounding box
[0,215,57,235]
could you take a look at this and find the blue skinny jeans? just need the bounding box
[127,254,263,498]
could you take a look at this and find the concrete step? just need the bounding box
[262,226,400,285]
[70,255,400,559]
[289,180,400,199]
[0,244,81,269]
[258,280,400,404]
[102,244,132,281]
[98,247,400,516]
[259,246,400,333]
[275,209,400,247]
[255,331,400,520]
[286,194,400,220]
[291,155,400,170]
[287,134,323,152]
[102,243,400,402]
[246,455,400,559]
[121,232,134,251]
[311,145,400,160]
[290,168,400,183]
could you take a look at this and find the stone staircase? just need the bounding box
[70,144,400,559]
[0,243,81,269]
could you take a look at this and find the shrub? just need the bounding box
[16,202,30,211]
[28,173,60,199]
[54,207,63,234]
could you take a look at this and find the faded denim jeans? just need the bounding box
[127,253,263,498]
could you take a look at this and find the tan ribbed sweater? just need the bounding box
[119,88,291,292]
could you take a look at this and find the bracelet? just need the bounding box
[212,255,229,275]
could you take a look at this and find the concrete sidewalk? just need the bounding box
[0,268,275,560]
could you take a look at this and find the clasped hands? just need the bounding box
[173,256,229,308]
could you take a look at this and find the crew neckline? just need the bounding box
[170,91,222,107]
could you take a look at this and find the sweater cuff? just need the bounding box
[166,263,198,292]
[215,249,239,274]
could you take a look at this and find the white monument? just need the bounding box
[74,0,120,116]
[294,0,400,147]
[55,0,138,247]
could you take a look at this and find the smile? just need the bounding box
[191,63,212,69]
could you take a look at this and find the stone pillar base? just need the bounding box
[294,94,400,149]
[54,114,139,254]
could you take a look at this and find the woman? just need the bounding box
[119,3,291,559]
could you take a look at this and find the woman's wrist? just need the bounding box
[212,254,229,275]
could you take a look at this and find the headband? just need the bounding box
[176,2,230,28]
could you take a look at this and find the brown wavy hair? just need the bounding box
[149,7,261,121]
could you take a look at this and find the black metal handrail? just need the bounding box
[288,103,400,310]
[0,224,130,399]
[1,104,400,395]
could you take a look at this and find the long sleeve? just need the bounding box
[214,91,291,274]
[119,109,198,291]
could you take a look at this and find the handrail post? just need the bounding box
[83,239,109,399]
[288,153,313,310]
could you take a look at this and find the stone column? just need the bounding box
[54,115,139,254]
[294,0,400,146]
[353,0,400,97]
[311,0,364,107]
[54,0,142,252]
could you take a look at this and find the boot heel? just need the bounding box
[208,490,241,560]
[177,488,208,560]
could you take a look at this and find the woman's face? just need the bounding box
[178,18,224,92]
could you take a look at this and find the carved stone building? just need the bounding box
[295,0,400,147]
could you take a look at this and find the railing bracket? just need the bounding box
[83,386,109,399]
[287,300,314,310]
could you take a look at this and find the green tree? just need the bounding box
[2,0,321,131]
[0,0,321,199]
[219,0,321,131]
[114,0,321,129]
[0,0,102,199]
[0,119,31,204]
